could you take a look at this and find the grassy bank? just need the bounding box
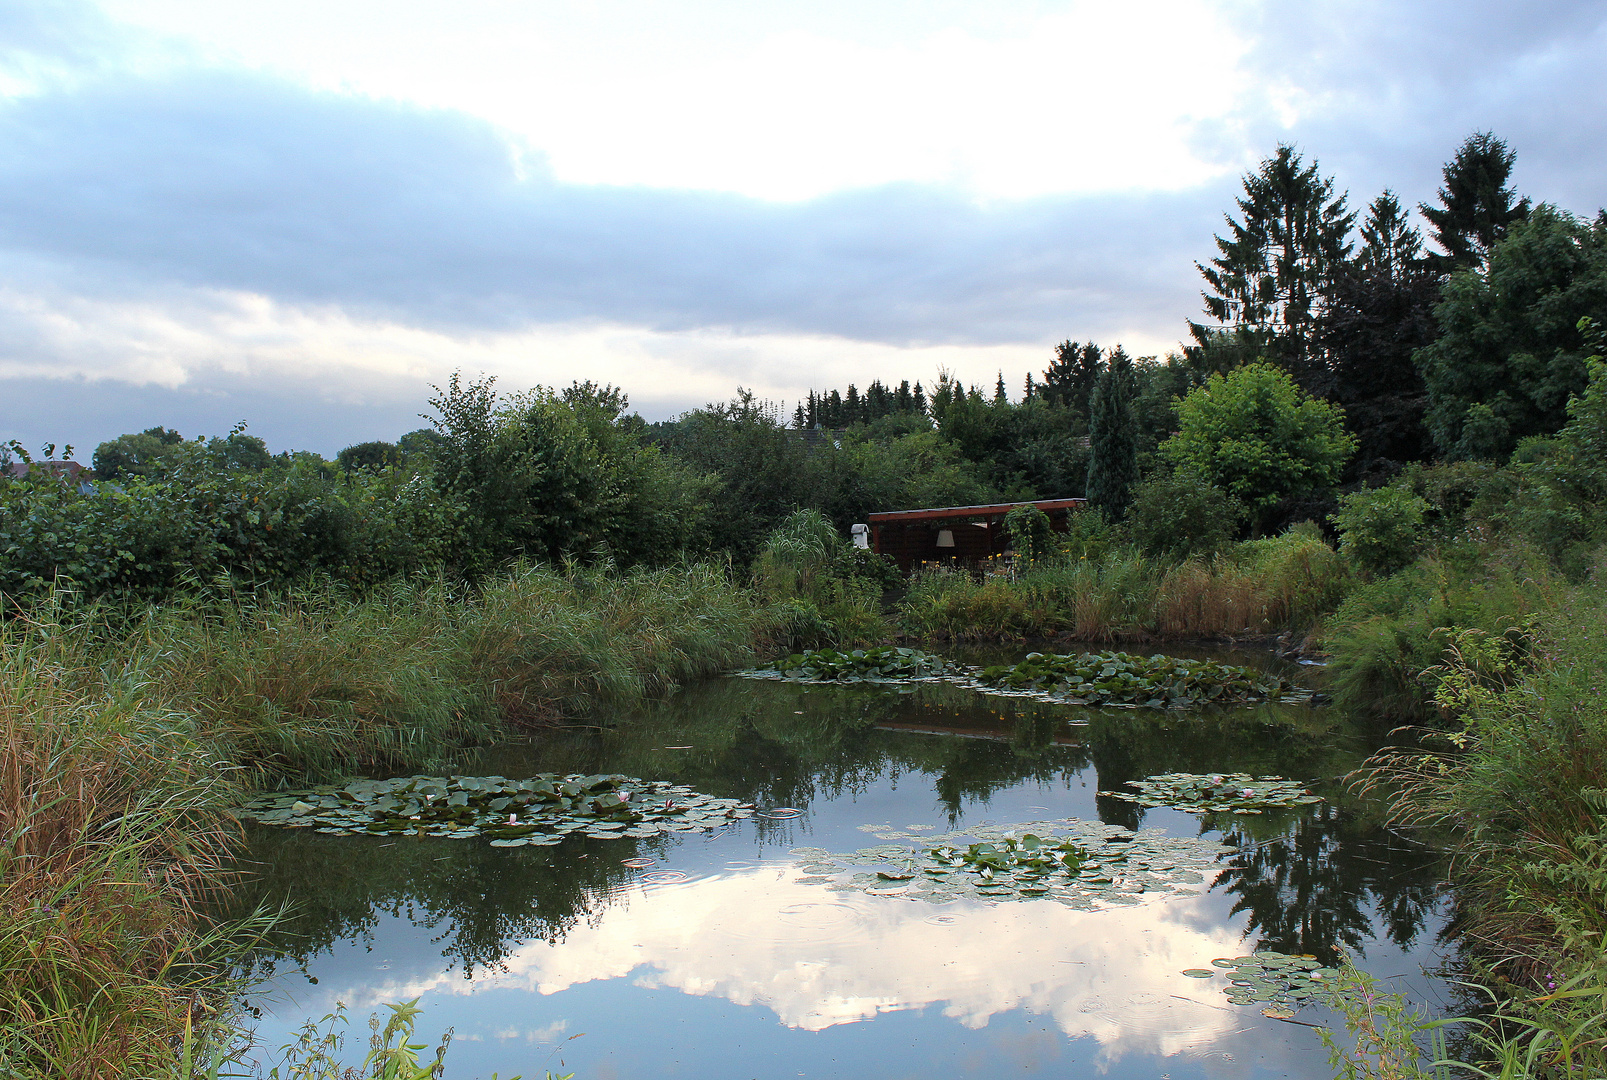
[1358,583,1607,1076]
[0,611,240,1078]
[893,529,1350,644]
[0,560,777,1077]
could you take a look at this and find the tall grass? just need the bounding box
[460,560,777,725]
[140,579,494,781]
[0,560,777,1073]
[896,531,1351,642]
[1325,541,1564,726]
[0,606,241,1079]
[1360,582,1607,1076]
[104,560,778,781]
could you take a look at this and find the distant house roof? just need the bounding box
[867,498,1085,524]
[3,460,86,480]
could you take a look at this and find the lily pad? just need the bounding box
[788,817,1231,910]
[746,646,961,683]
[236,773,754,844]
[975,651,1306,710]
[1102,773,1324,813]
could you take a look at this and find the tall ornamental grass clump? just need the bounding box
[0,608,242,1079]
[749,510,895,648]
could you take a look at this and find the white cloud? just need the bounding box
[292,864,1284,1070]
[90,0,1256,201]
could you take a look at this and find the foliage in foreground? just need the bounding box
[1360,584,1607,1077]
[0,609,243,1080]
[267,998,539,1080]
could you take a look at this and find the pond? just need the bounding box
[229,648,1453,1079]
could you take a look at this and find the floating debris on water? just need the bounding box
[1104,773,1324,813]
[235,773,754,845]
[787,818,1230,909]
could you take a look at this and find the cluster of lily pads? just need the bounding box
[235,773,754,845]
[1104,772,1325,814]
[975,651,1301,709]
[1181,951,1346,1017]
[788,817,1231,908]
[748,646,961,683]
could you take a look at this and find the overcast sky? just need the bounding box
[2,0,1604,456]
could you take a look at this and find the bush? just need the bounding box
[1160,362,1355,532]
[1324,541,1562,724]
[1126,473,1245,560]
[1003,503,1055,563]
[1356,575,1607,1076]
[1333,486,1432,578]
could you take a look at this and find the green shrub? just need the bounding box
[1125,473,1245,560]
[1333,486,1432,578]
[1003,503,1055,563]
[1325,543,1561,724]
[1160,362,1355,533]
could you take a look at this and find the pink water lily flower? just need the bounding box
[508,814,518,825]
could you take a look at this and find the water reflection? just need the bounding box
[1211,804,1445,961]
[232,672,1449,1078]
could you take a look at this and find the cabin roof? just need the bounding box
[866,498,1084,524]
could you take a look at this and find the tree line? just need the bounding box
[5,131,1603,603]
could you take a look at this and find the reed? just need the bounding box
[0,607,241,1079]
[896,532,1351,642]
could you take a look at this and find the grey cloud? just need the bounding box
[1228,0,1607,216]
[0,66,1219,347]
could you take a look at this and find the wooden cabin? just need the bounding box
[866,498,1086,574]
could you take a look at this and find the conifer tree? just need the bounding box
[994,372,1008,404]
[1357,191,1423,280]
[913,382,927,416]
[1189,144,1354,377]
[895,380,914,413]
[1041,341,1102,412]
[1086,347,1138,520]
[1419,132,1531,272]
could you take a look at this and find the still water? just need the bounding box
[232,651,1451,1080]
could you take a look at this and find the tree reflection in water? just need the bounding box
[1209,802,1445,962]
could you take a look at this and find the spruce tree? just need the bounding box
[1419,132,1531,272]
[994,372,1008,404]
[1041,341,1103,412]
[1189,144,1354,377]
[1357,191,1423,280]
[1086,346,1138,520]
